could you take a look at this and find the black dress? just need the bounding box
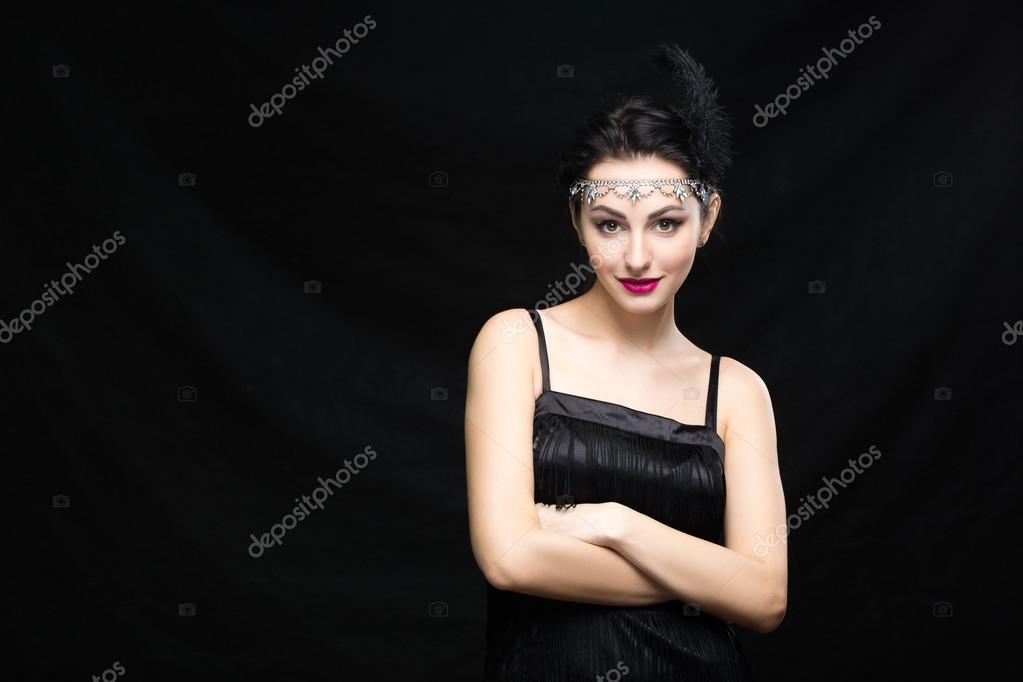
[484,308,756,681]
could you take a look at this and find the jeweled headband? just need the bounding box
[568,178,711,205]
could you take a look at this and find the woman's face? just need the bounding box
[572,156,720,311]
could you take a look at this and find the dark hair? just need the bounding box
[556,45,733,228]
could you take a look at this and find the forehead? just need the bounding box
[587,155,689,181]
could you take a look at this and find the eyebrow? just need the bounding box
[589,204,688,219]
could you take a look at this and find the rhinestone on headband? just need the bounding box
[568,178,711,205]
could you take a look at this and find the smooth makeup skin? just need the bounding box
[571,155,720,317]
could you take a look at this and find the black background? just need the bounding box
[6,1,1021,680]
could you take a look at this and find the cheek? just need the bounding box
[659,245,694,273]
[584,236,628,273]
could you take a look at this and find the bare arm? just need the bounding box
[465,308,676,606]
[602,359,788,633]
[486,523,677,606]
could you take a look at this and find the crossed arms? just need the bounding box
[465,309,787,634]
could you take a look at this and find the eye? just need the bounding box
[596,220,623,234]
[654,219,681,232]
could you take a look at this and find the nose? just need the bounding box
[623,229,652,272]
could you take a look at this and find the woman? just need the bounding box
[465,44,787,681]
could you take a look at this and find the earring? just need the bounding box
[697,239,706,248]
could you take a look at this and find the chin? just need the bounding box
[606,287,669,309]
[622,296,668,310]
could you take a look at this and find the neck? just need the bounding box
[575,278,680,353]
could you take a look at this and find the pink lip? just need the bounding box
[617,277,662,294]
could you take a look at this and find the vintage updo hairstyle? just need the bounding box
[556,44,734,230]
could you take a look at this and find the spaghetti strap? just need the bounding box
[529,309,550,392]
[705,354,720,431]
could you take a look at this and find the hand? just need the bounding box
[535,501,624,547]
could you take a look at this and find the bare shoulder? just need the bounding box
[468,307,538,387]
[716,356,776,437]
[469,307,536,356]
[717,356,771,396]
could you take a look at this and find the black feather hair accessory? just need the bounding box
[648,43,734,193]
